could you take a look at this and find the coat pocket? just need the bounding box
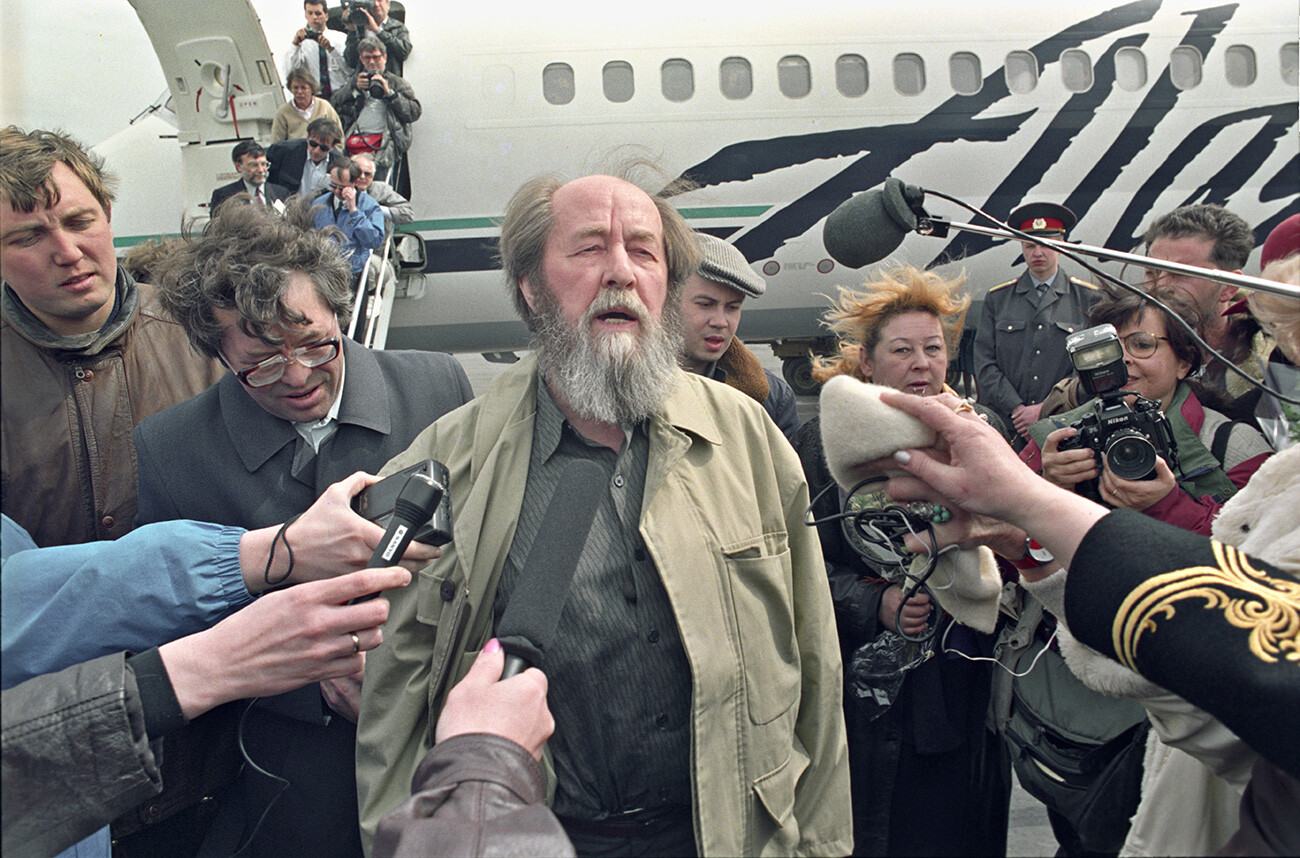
[753,742,810,828]
[724,535,799,725]
[415,565,473,714]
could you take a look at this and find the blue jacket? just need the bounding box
[1,514,250,858]
[1,515,250,690]
[312,189,385,273]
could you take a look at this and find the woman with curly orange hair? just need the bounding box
[791,264,1012,856]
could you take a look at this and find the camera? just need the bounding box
[342,0,377,29]
[364,72,386,98]
[353,459,453,546]
[1056,324,1179,483]
[302,27,321,41]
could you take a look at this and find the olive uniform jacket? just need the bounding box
[973,267,1098,428]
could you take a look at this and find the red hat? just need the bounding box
[1260,214,1300,267]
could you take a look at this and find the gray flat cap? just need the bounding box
[695,233,766,298]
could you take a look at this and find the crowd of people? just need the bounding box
[2,40,1298,858]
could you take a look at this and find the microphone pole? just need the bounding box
[911,212,1300,300]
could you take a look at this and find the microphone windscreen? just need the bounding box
[823,178,921,269]
[495,459,606,668]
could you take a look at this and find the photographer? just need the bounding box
[282,0,348,100]
[342,0,410,76]
[1023,289,1272,536]
[331,36,420,185]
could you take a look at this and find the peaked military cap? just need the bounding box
[1008,202,1078,237]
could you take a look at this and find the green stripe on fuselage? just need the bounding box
[112,205,773,248]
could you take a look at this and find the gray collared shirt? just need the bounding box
[492,379,692,819]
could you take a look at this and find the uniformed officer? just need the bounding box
[973,202,1099,444]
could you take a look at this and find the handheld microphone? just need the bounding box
[352,471,444,602]
[497,460,606,679]
[823,177,928,269]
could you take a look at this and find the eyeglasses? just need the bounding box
[308,139,332,151]
[1120,331,1169,359]
[230,338,340,387]
[358,171,375,178]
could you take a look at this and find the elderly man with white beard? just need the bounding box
[356,173,850,857]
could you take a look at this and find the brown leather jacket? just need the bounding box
[1,268,223,547]
[373,733,575,858]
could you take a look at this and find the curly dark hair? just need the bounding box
[155,198,352,359]
[1087,288,1204,376]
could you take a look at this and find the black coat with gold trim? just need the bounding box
[1063,509,1299,780]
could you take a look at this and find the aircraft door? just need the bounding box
[129,0,284,223]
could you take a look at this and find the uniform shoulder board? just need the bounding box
[988,279,1017,293]
[1070,276,1099,290]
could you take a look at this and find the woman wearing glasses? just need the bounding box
[1023,289,1273,536]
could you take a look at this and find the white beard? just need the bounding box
[532,286,682,425]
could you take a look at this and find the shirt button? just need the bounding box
[1036,324,1043,330]
[648,629,660,643]
[634,548,647,562]
[101,515,115,529]
[82,369,95,381]
[655,713,669,728]
[440,579,457,602]
[613,474,625,488]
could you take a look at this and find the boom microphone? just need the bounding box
[823,177,928,268]
[496,460,606,680]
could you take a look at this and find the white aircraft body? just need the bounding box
[105,0,1298,388]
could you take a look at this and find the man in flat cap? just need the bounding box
[679,233,800,439]
[974,202,1099,443]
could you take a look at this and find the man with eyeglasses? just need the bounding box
[313,156,385,284]
[353,153,413,227]
[209,140,291,215]
[974,201,1100,446]
[332,36,420,187]
[130,201,472,858]
[267,116,346,199]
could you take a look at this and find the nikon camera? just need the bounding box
[1056,324,1179,484]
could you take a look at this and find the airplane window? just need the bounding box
[836,54,868,97]
[1170,46,1202,90]
[949,52,981,95]
[604,61,635,103]
[721,57,753,100]
[1115,47,1147,91]
[1005,51,1038,94]
[893,53,926,96]
[1283,42,1299,86]
[662,59,694,102]
[544,62,575,105]
[1061,49,1093,92]
[1225,45,1256,87]
[779,56,812,98]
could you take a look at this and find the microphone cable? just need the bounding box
[920,187,1300,408]
[807,477,957,644]
[228,697,291,857]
